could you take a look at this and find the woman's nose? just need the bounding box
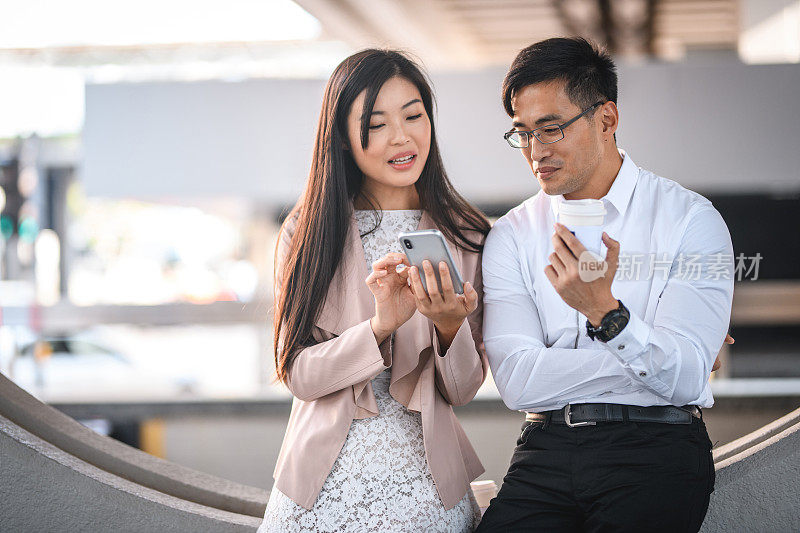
[389,123,411,145]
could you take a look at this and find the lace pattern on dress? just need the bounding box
[259,210,479,532]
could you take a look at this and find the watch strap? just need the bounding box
[586,300,629,342]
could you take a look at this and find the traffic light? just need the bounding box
[0,158,23,240]
[0,156,40,243]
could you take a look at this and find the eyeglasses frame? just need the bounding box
[503,101,605,148]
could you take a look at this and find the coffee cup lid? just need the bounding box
[559,199,606,217]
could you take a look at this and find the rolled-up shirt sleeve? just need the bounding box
[600,206,734,405]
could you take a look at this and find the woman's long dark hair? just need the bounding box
[274,49,490,384]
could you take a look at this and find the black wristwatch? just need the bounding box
[586,300,630,342]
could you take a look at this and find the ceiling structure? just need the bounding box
[0,0,747,74]
[294,0,740,68]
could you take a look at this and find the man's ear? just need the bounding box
[600,101,619,136]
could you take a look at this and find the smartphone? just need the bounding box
[398,229,464,295]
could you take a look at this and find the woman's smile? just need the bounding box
[388,151,417,170]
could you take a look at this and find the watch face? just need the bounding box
[606,321,622,337]
[599,302,629,341]
[590,301,630,342]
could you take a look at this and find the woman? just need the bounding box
[258,49,491,532]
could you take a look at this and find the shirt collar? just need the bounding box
[550,149,639,219]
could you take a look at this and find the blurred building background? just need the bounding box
[1,0,799,491]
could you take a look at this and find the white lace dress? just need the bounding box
[258,209,480,533]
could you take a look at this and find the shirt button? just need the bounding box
[618,344,625,350]
[639,371,647,377]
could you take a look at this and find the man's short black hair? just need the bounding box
[502,37,617,117]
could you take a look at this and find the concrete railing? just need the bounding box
[1,371,799,531]
[701,406,800,532]
[0,415,263,532]
[0,373,268,531]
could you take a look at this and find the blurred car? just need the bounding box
[7,334,197,402]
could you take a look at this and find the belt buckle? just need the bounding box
[564,404,596,428]
[678,405,701,420]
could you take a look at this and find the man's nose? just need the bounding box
[528,137,552,161]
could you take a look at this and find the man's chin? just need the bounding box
[539,179,566,196]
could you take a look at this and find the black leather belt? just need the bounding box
[525,403,701,427]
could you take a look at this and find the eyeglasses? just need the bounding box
[503,101,604,148]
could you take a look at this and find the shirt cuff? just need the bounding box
[600,311,671,397]
[600,311,650,363]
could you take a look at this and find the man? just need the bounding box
[477,38,734,532]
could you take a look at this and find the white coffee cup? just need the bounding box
[558,199,606,257]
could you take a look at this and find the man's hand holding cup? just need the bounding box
[545,222,621,328]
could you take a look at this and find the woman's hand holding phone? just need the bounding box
[366,252,416,344]
[408,259,478,350]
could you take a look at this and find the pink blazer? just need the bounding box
[271,209,488,510]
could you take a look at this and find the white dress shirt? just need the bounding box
[482,150,734,412]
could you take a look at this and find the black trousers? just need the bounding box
[475,416,715,533]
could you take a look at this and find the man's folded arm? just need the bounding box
[598,206,734,405]
[482,220,634,411]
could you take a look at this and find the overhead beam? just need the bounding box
[554,0,607,48]
[555,0,659,58]
[291,0,383,49]
[297,0,490,69]
[399,0,490,68]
